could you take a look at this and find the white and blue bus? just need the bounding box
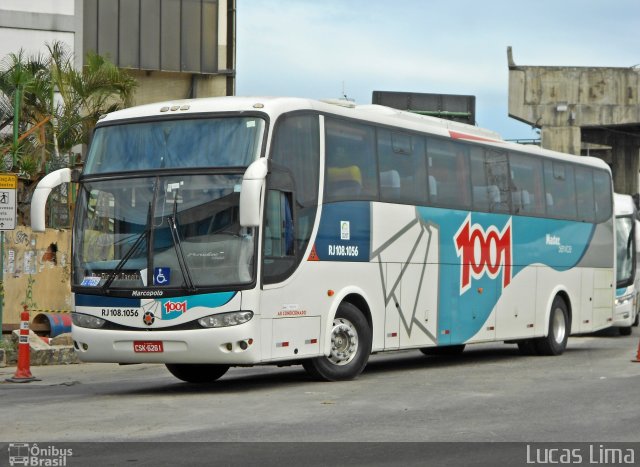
[614,193,640,335]
[31,97,614,382]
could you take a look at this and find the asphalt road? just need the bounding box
[1,328,639,466]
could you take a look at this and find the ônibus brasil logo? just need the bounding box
[454,214,512,295]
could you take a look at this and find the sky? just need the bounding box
[236,0,640,140]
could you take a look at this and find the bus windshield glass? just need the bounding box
[73,174,255,291]
[616,215,634,285]
[85,117,265,173]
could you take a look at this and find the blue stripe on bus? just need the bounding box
[314,201,599,344]
[75,292,237,321]
[419,207,596,344]
[158,292,237,320]
[314,202,371,262]
[75,294,142,308]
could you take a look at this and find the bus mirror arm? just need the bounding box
[240,158,269,227]
[31,168,72,232]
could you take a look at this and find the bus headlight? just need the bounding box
[72,313,106,329]
[198,311,254,328]
[615,293,633,306]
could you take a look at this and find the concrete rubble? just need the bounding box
[0,330,79,367]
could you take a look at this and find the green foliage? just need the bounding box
[0,335,16,352]
[0,41,137,177]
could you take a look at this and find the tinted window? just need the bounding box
[266,113,320,284]
[544,160,577,219]
[593,169,613,223]
[470,148,510,213]
[427,138,471,209]
[271,113,320,207]
[86,117,265,174]
[575,166,596,222]
[510,153,545,216]
[377,129,427,205]
[324,118,378,202]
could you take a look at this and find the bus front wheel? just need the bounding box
[534,296,570,356]
[619,326,633,336]
[165,363,230,383]
[302,302,372,381]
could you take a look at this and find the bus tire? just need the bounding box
[619,326,633,336]
[419,344,465,356]
[165,363,230,383]
[302,302,372,382]
[517,340,538,356]
[534,296,570,356]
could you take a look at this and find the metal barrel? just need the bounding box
[32,312,72,338]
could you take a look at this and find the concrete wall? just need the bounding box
[2,227,72,326]
[509,65,640,130]
[508,48,640,193]
[130,70,229,106]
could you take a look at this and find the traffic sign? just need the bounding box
[0,173,17,231]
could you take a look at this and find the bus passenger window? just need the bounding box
[544,161,577,220]
[509,153,545,216]
[376,129,427,205]
[326,163,362,197]
[575,166,596,222]
[324,118,377,202]
[380,169,401,199]
[593,170,613,223]
[427,138,471,210]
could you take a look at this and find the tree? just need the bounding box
[0,41,137,178]
[0,42,136,225]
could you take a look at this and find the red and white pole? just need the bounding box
[6,305,39,383]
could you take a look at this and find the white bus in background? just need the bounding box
[614,193,640,335]
[31,97,615,383]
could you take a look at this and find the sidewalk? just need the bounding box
[0,360,164,387]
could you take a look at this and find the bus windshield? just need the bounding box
[73,115,265,293]
[73,174,255,291]
[85,117,265,174]
[616,215,634,285]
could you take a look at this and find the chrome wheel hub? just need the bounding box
[328,317,359,366]
[552,307,566,344]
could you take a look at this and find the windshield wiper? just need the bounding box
[101,202,152,292]
[167,189,195,291]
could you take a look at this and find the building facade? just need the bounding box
[507,47,640,194]
[0,0,236,104]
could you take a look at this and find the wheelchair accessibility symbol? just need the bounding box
[153,267,170,285]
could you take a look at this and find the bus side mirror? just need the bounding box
[31,168,72,232]
[240,158,268,227]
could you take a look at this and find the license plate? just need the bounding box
[133,341,164,353]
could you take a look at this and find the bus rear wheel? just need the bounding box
[302,302,372,381]
[534,296,570,356]
[165,363,230,383]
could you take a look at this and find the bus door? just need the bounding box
[260,167,322,360]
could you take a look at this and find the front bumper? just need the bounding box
[72,319,261,364]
